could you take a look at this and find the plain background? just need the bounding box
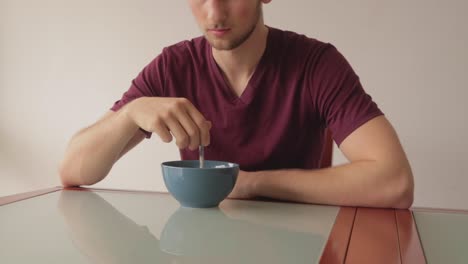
[1,1,467,209]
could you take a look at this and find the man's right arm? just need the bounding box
[59,107,143,187]
[59,97,212,187]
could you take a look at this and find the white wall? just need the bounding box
[1,1,467,209]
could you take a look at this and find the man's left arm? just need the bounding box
[228,115,414,209]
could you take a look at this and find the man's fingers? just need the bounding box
[201,120,212,146]
[184,103,212,146]
[144,97,211,149]
[165,116,190,149]
[175,109,201,151]
[152,122,173,143]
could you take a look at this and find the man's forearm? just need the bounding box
[59,108,140,187]
[251,161,414,209]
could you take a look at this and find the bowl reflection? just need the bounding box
[160,206,237,256]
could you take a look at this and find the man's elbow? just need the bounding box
[58,161,81,188]
[58,159,108,187]
[390,168,414,209]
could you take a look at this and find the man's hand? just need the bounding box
[228,170,258,200]
[59,96,212,187]
[125,97,212,150]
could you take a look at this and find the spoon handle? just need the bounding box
[199,145,205,168]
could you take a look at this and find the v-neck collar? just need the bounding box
[208,27,275,106]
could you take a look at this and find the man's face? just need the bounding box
[188,0,262,51]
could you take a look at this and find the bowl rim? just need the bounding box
[161,160,239,170]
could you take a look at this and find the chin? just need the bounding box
[206,37,242,51]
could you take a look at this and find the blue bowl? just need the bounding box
[161,160,239,208]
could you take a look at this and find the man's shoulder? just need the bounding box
[267,27,333,73]
[268,27,331,63]
[161,36,207,60]
[271,27,328,50]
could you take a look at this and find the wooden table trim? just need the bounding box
[395,210,426,264]
[344,208,401,264]
[320,207,357,264]
[0,186,62,206]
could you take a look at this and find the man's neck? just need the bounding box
[212,22,269,96]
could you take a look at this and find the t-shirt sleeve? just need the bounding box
[310,44,384,146]
[110,50,167,138]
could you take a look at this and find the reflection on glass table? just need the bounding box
[58,190,334,263]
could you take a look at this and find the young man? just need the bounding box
[59,0,414,208]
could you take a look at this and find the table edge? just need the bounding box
[412,206,468,214]
[63,186,169,195]
[0,186,62,206]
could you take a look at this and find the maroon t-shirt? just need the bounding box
[111,27,383,171]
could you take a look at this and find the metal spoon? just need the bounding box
[199,145,204,168]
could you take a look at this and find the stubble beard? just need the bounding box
[206,3,262,51]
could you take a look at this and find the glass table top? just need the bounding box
[414,211,468,264]
[0,189,339,263]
